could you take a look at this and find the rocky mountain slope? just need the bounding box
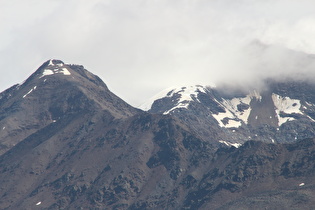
[1,60,315,209]
[0,59,139,155]
[141,81,315,147]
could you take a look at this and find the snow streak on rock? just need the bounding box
[23,86,37,98]
[219,140,242,148]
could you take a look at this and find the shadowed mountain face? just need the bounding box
[1,60,315,209]
[0,112,214,209]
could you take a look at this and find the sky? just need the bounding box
[1,0,315,107]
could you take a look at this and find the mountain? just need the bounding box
[141,81,315,147]
[0,59,139,155]
[1,60,315,209]
[0,60,214,209]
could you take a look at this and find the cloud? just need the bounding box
[1,0,315,106]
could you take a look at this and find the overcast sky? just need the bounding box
[1,0,315,106]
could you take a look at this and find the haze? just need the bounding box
[1,0,315,106]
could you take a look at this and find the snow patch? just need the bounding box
[40,67,71,78]
[212,95,252,128]
[42,69,54,77]
[23,88,33,98]
[212,111,242,128]
[164,103,189,115]
[36,201,41,206]
[272,94,303,126]
[22,86,38,98]
[61,68,71,75]
[2,127,5,130]
[299,183,305,187]
[306,115,315,122]
[225,96,252,124]
[219,140,242,148]
[306,102,313,107]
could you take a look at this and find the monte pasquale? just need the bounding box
[1,60,315,209]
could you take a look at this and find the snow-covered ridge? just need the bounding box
[139,85,210,111]
[163,85,207,115]
[140,83,315,130]
[139,85,260,128]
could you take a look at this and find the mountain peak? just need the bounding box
[139,84,215,111]
[39,59,66,70]
[47,59,64,66]
[0,59,140,155]
[23,60,102,89]
[39,59,71,78]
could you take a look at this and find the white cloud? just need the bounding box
[1,0,315,106]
